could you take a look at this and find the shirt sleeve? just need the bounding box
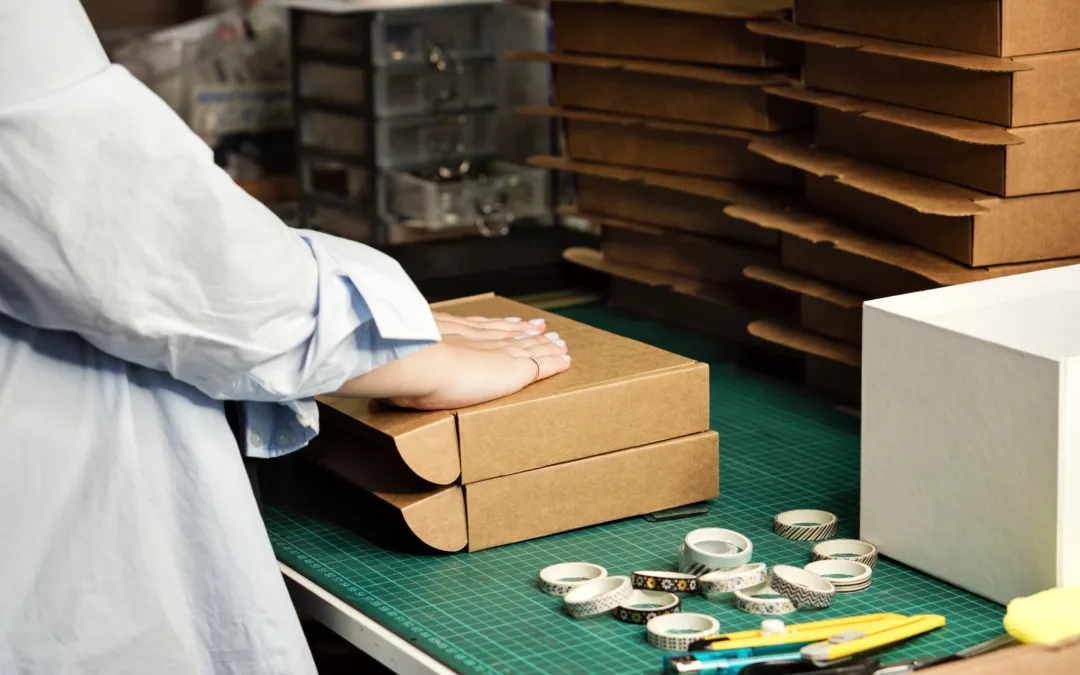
[0,65,440,416]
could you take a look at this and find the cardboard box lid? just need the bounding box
[723,202,1080,287]
[320,294,708,486]
[927,637,1080,675]
[518,105,759,142]
[746,19,1031,73]
[508,51,797,88]
[744,264,866,309]
[528,155,786,208]
[747,136,995,217]
[553,0,791,19]
[748,319,861,367]
[765,85,1023,147]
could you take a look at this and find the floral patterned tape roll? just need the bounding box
[631,570,699,594]
[613,590,681,625]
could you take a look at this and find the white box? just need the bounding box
[862,265,1080,605]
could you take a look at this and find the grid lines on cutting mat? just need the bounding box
[265,306,1006,675]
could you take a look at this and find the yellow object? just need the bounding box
[701,614,908,651]
[1005,586,1080,645]
[808,614,947,662]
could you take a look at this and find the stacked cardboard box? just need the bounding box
[300,294,719,552]
[510,0,810,344]
[735,1,1080,399]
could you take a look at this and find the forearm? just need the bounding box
[333,342,448,399]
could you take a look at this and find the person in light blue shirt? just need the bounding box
[0,2,571,673]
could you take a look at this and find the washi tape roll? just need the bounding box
[699,563,769,600]
[733,582,797,616]
[614,589,681,625]
[646,613,721,651]
[773,510,839,542]
[632,570,699,594]
[563,575,632,619]
[770,565,836,609]
[538,562,608,597]
[680,528,753,576]
[811,539,880,568]
[804,560,873,594]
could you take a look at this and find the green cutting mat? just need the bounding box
[265,306,1005,675]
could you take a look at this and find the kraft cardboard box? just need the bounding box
[306,421,720,552]
[748,136,1080,266]
[747,319,861,401]
[793,0,1080,58]
[930,637,1080,674]
[529,155,785,247]
[722,202,1080,298]
[600,217,779,286]
[319,294,710,485]
[552,0,796,68]
[519,106,795,185]
[744,265,863,346]
[509,51,808,131]
[748,20,1080,127]
[768,86,1080,198]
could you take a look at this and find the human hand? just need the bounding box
[433,312,547,340]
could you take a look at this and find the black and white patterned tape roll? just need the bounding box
[563,575,632,619]
[632,570,699,594]
[646,613,721,651]
[732,582,797,616]
[679,528,753,576]
[804,560,873,594]
[811,539,880,568]
[538,562,608,597]
[699,563,768,600]
[770,565,836,609]
[773,510,838,542]
[613,590,681,625]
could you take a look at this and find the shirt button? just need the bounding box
[275,429,292,446]
[249,431,264,448]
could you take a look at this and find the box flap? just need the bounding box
[564,246,681,287]
[748,319,861,367]
[765,85,1023,147]
[553,0,791,19]
[725,202,1080,287]
[744,264,866,309]
[517,105,758,141]
[528,155,785,208]
[747,136,994,217]
[746,20,1031,72]
[507,51,796,87]
[305,423,468,552]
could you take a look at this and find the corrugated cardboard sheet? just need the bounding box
[793,0,1080,58]
[552,0,795,67]
[519,106,794,185]
[745,265,864,345]
[509,51,807,131]
[748,20,1080,127]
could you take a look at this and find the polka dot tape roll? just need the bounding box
[646,613,721,651]
[699,563,768,599]
[563,575,632,619]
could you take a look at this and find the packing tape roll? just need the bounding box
[563,575,632,619]
[614,589,681,625]
[646,613,721,651]
[773,510,838,542]
[770,565,836,609]
[538,562,607,597]
[632,570,699,594]
[804,560,872,594]
[680,528,753,576]
[811,539,880,568]
[699,563,769,599]
[733,582,797,616]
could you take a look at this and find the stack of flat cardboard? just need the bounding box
[734,1,1080,399]
[510,0,809,344]
[301,294,719,552]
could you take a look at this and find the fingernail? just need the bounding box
[505,317,522,323]
[525,330,541,336]
[529,319,545,326]
[561,354,571,362]
[544,331,559,340]
[514,334,529,340]
[554,339,566,347]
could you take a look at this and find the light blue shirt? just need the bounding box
[0,64,439,674]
